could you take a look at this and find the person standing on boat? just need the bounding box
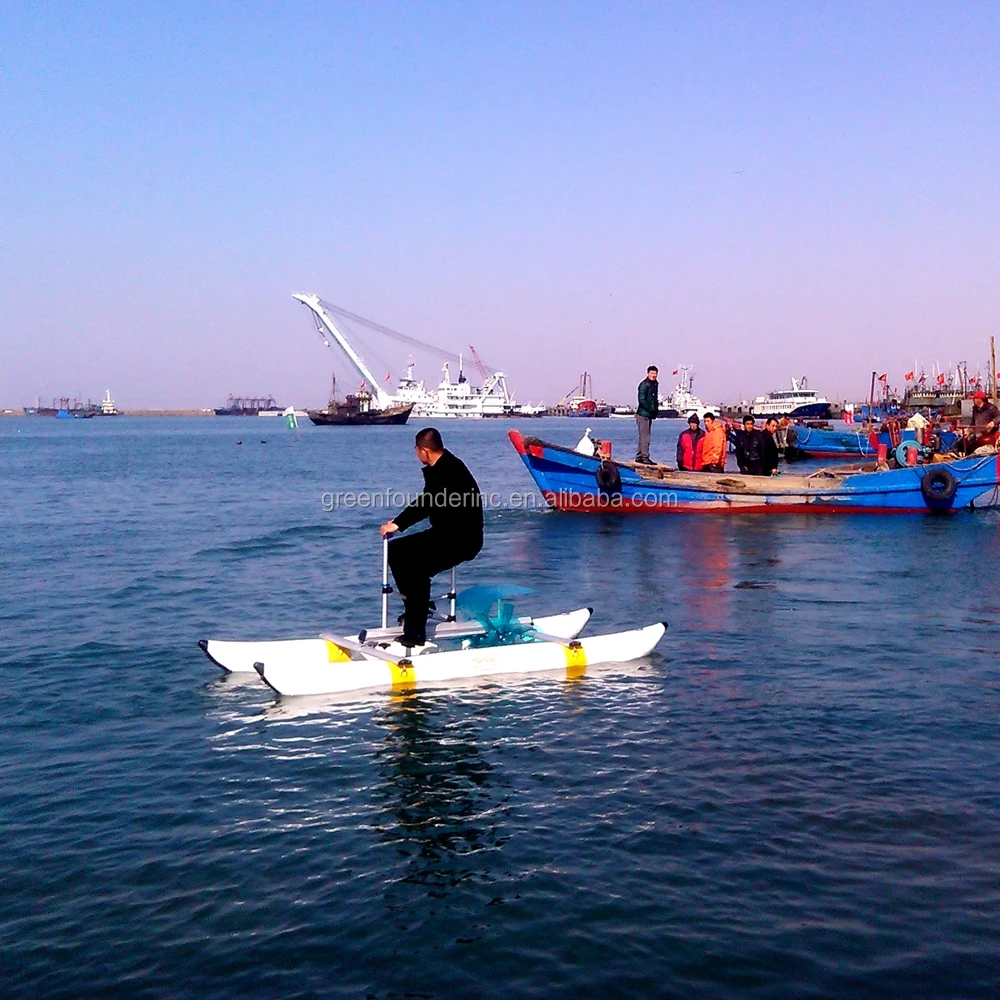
[762,417,781,476]
[731,415,765,475]
[701,412,727,472]
[676,413,705,470]
[783,420,808,461]
[380,427,484,647]
[635,366,659,464]
[906,409,930,445]
[962,391,1000,454]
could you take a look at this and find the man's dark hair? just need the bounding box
[415,427,444,451]
[647,365,658,373]
[703,412,716,421]
[742,414,755,424]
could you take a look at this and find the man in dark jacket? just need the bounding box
[761,417,781,476]
[635,365,659,464]
[730,415,766,475]
[676,413,705,470]
[380,427,484,646]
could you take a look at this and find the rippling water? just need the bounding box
[2,417,999,998]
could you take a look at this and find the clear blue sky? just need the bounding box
[2,1,998,408]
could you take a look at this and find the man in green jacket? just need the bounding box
[635,365,659,463]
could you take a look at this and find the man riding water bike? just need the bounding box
[379,427,483,647]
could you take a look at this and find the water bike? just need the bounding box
[200,541,667,696]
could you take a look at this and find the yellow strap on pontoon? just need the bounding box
[389,659,416,689]
[564,643,587,679]
[325,640,352,663]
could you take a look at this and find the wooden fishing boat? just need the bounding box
[509,430,1000,513]
[306,376,413,425]
[307,402,413,425]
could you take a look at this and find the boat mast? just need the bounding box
[292,293,393,409]
[992,336,998,406]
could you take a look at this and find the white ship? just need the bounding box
[99,389,121,416]
[660,366,721,420]
[293,293,526,419]
[393,359,516,419]
[750,378,832,418]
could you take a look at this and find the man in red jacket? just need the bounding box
[676,413,705,471]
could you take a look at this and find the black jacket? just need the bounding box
[761,431,780,475]
[393,450,484,555]
[731,427,765,474]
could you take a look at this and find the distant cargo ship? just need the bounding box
[214,395,281,416]
[23,397,100,418]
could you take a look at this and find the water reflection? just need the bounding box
[723,518,785,664]
[369,693,507,900]
[731,516,783,583]
[676,518,732,629]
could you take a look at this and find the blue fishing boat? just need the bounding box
[792,423,959,459]
[509,430,1000,514]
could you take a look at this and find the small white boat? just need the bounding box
[200,608,667,696]
[200,608,593,674]
[257,622,665,696]
[202,539,667,696]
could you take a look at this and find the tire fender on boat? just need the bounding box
[920,466,957,509]
[596,460,622,496]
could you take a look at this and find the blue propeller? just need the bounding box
[455,585,536,647]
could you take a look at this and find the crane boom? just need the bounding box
[292,293,393,409]
[468,344,491,382]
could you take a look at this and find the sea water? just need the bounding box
[2,416,999,999]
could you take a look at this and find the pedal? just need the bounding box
[396,602,436,627]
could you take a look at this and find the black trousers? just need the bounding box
[388,530,480,640]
